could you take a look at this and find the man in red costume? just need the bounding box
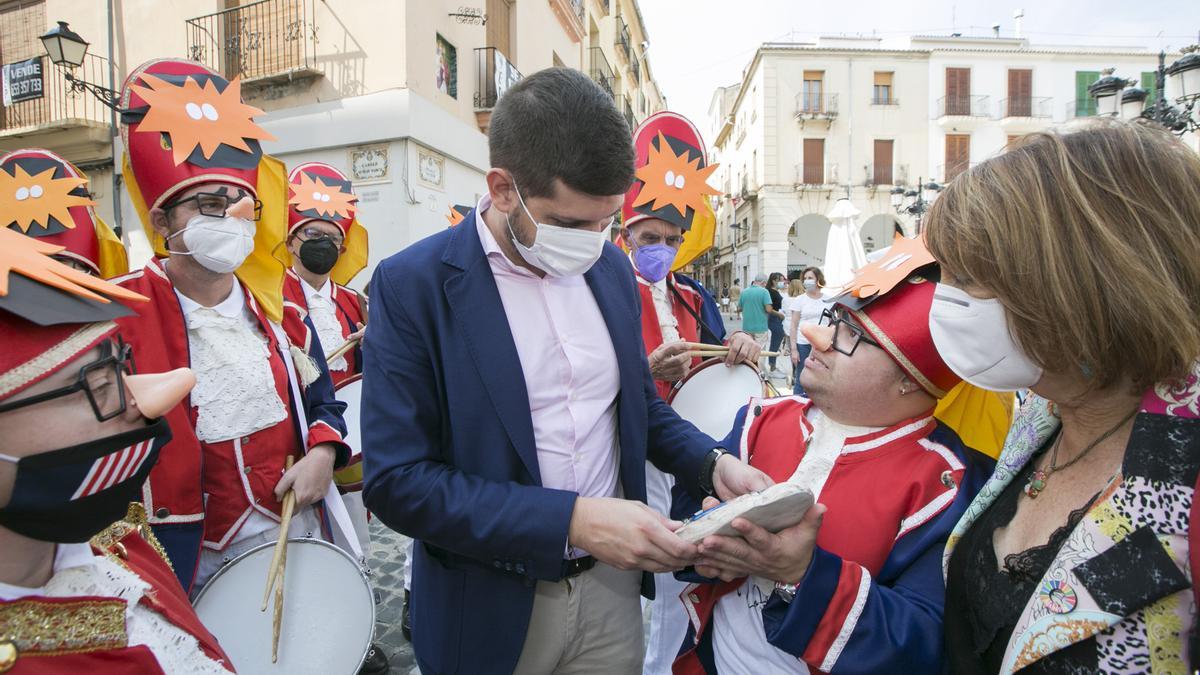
[0,227,233,673]
[113,58,350,593]
[671,239,996,674]
[621,111,761,674]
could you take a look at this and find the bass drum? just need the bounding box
[332,374,371,559]
[193,538,374,674]
[667,358,768,440]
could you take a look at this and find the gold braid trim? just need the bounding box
[90,503,174,573]
[0,598,127,655]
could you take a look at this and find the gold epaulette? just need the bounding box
[0,597,127,663]
[89,503,174,573]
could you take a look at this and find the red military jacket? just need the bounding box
[636,271,704,400]
[0,506,233,674]
[282,269,366,387]
[674,396,989,674]
[113,261,348,552]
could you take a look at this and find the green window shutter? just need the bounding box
[1141,71,1157,105]
[1075,71,1100,116]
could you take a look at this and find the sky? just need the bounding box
[638,0,1200,141]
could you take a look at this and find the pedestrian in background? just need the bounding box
[781,277,804,383]
[789,266,829,395]
[766,272,788,377]
[730,279,742,318]
[738,275,773,372]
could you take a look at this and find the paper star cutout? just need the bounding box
[842,233,936,299]
[633,132,719,218]
[446,206,467,227]
[0,227,145,304]
[0,164,93,233]
[130,73,275,166]
[288,172,356,219]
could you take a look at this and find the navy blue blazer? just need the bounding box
[360,212,719,674]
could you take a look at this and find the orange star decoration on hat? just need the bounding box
[632,131,719,218]
[0,164,93,234]
[289,172,357,221]
[840,233,937,299]
[129,73,275,167]
[0,227,141,304]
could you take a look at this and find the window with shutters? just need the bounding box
[803,138,825,185]
[1140,71,1157,108]
[945,68,971,115]
[873,140,894,185]
[873,72,894,105]
[945,134,970,181]
[1074,71,1100,116]
[1007,69,1032,117]
[801,71,824,113]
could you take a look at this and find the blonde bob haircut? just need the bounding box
[925,118,1200,392]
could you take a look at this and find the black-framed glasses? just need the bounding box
[818,307,881,357]
[162,191,263,222]
[294,225,344,248]
[0,340,135,422]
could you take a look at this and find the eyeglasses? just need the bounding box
[294,226,344,248]
[163,191,263,222]
[817,307,881,357]
[0,340,135,422]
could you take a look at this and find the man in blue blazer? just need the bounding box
[361,68,771,674]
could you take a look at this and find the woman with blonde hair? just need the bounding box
[930,119,1200,673]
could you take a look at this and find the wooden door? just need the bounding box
[945,134,970,181]
[873,140,894,185]
[945,67,971,115]
[1008,69,1032,116]
[803,139,825,185]
[487,0,513,59]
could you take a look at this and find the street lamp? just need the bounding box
[890,178,942,234]
[1087,49,1200,136]
[38,21,121,110]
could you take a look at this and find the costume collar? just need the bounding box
[172,269,246,320]
[840,413,937,454]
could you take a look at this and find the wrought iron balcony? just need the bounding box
[186,0,319,83]
[474,47,522,110]
[588,47,614,100]
[935,95,990,118]
[998,96,1052,119]
[616,19,632,63]
[622,95,635,130]
[0,53,110,134]
[794,93,838,120]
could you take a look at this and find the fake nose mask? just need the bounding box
[800,323,834,352]
[123,368,196,419]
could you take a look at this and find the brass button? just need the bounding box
[154,507,170,519]
[113,542,128,560]
[0,640,17,672]
[688,592,700,603]
[940,470,956,489]
[241,436,251,444]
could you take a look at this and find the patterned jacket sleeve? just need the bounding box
[299,313,351,467]
[759,465,979,673]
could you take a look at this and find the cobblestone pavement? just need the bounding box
[367,518,417,673]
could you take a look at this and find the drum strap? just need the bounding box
[670,281,721,345]
[271,321,365,562]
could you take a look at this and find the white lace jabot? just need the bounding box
[2,544,229,673]
[176,280,288,443]
[301,278,348,372]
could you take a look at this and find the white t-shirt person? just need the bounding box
[791,294,830,345]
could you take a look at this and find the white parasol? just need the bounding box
[822,198,867,290]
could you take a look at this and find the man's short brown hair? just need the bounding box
[925,118,1200,392]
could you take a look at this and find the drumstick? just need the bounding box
[688,347,780,357]
[326,336,361,364]
[262,456,297,611]
[271,541,287,662]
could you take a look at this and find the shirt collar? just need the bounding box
[0,543,96,601]
[174,275,246,319]
[475,193,540,279]
[298,274,332,304]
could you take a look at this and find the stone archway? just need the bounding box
[787,214,832,275]
[859,214,902,255]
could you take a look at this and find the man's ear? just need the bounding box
[486,168,517,213]
[899,374,920,396]
[149,208,172,242]
[620,227,634,248]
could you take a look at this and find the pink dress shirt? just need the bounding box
[474,196,621,504]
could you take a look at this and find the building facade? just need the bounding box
[698,35,1187,291]
[0,0,665,287]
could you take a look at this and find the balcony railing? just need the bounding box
[998,96,1052,119]
[795,92,838,119]
[622,95,635,130]
[616,18,632,62]
[630,54,640,84]
[864,162,899,186]
[936,95,990,117]
[186,0,319,82]
[474,47,522,110]
[588,47,614,100]
[871,95,900,106]
[0,54,110,133]
[795,162,840,187]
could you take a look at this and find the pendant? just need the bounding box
[1038,579,1078,614]
[1024,470,1048,498]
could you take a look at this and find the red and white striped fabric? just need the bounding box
[71,440,154,501]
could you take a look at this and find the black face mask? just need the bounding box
[0,417,171,542]
[298,238,340,275]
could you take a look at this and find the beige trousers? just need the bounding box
[512,562,644,675]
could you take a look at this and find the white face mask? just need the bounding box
[928,282,1043,391]
[168,214,256,274]
[803,279,817,290]
[506,184,611,278]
